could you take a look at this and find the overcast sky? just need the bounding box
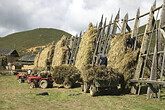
[0,0,163,37]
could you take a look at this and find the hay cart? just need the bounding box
[82,78,119,96]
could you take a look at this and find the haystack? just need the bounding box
[81,64,118,84]
[75,23,97,71]
[51,35,68,68]
[34,41,55,71]
[51,64,81,86]
[107,33,149,88]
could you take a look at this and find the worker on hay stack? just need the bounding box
[46,59,50,71]
[96,52,107,66]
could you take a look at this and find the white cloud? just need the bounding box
[0,0,164,37]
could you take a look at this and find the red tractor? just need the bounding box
[17,74,28,83]
[27,74,53,89]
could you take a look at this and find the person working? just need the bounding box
[96,53,107,66]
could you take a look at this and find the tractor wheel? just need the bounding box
[84,82,89,93]
[40,80,48,89]
[63,81,72,89]
[18,79,22,83]
[30,82,35,88]
[90,85,97,96]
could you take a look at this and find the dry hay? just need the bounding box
[81,64,118,84]
[51,35,68,68]
[75,22,97,71]
[34,41,55,71]
[107,33,149,88]
[26,45,46,54]
[51,64,81,85]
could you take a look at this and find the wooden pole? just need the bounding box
[112,9,120,35]
[102,15,113,55]
[131,8,140,50]
[121,13,128,34]
[92,15,103,66]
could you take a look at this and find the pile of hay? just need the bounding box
[51,35,68,68]
[34,41,55,71]
[51,64,81,85]
[107,33,149,88]
[75,22,97,71]
[81,64,118,84]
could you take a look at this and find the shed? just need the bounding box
[0,49,19,63]
[18,54,36,62]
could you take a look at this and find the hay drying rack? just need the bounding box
[64,0,165,100]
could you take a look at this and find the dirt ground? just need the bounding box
[1,75,165,110]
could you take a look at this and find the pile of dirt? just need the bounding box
[107,33,149,88]
[51,35,68,68]
[34,41,55,71]
[81,64,118,84]
[51,64,81,87]
[75,23,97,71]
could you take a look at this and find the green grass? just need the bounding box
[0,28,72,56]
[1,75,165,110]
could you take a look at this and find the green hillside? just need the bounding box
[0,28,72,55]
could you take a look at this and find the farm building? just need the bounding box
[14,54,36,70]
[0,49,19,70]
[0,49,19,62]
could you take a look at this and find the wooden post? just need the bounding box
[121,13,128,34]
[158,46,165,101]
[69,35,78,65]
[131,8,140,50]
[102,15,113,55]
[112,9,120,35]
[131,1,156,94]
[158,0,165,68]
[92,15,103,65]
[73,32,82,65]
[98,18,107,54]
[105,10,120,54]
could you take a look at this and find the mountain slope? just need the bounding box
[0,28,72,55]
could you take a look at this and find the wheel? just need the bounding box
[30,82,35,88]
[63,81,72,89]
[18,79,22,83]
[84,82,90,93]
[40,80,48,89]
[90,85,97,96]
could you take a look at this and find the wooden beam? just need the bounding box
[130,79,165,85]
[124,5,163,22]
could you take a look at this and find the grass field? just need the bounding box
[0,75,165,110]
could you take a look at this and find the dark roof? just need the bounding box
[0,49,19,57]
[18,54,36,62]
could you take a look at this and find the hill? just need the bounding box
[0,28,72,56]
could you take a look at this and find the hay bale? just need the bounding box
[81,64,118,84]
[107,33,149,88]
[52,35,68,67]
[51,64,81,86]
[34,41,55,71]
[75,22,97,71]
